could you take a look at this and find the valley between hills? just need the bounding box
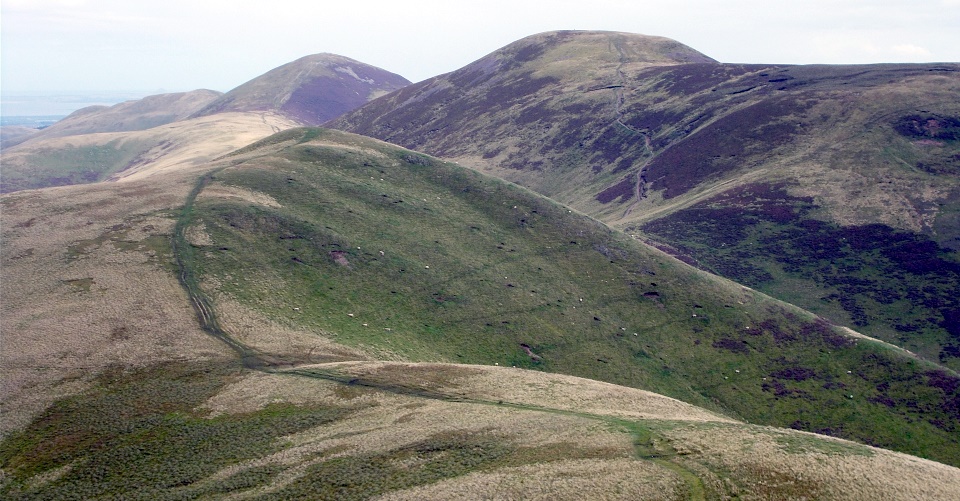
[2,31,959,499]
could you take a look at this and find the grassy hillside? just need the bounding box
[0,53,406,194]
[4,127,959,499]
[2,31,959,496]
[330,31,960,374]
[181,128,960,465]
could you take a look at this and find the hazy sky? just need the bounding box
[3,0,959,94]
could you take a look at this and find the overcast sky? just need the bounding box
[3,0,959,94]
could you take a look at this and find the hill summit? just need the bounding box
[191,53,410,125]
[330,30,960,372]
[330,30,714,150]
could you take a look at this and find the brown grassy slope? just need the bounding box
[194,362,960,499]
[0,112,297,433]
[0,173,234,437]
[0,126,39,149]
[9,90,223,146]
[0,112,299,192]
[1,53,406,193]
[191,53,411,125]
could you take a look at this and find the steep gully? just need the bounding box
[609,39,652,221]
[607,41,689,222]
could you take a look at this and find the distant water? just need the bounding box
[0,115,65,128]
[0,90,155,121]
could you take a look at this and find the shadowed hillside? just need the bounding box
[330,30,960,372]
[0,126,41,150]
[191,53,411,125]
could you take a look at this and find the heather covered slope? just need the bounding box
[191,53,411,125]
[329,30,715,201]
[330,30,960,372]
[181,128,960,465]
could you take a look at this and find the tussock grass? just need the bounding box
[292,361,732,423]
[373,458,688,501]
[7,357,956,500]
[655,421,960,500]
[1,176,232,437]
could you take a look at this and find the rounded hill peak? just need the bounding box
[191,53,410,125]
[500,30,716,65]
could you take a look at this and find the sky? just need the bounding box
[2,0,959,97]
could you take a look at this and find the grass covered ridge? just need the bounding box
[185,128,960,466]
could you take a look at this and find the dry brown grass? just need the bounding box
[376,458,685,501]
[201,360,960,500]
[0,173,233,437]
[196,184,282,209]
[287,361,734,423]
[1,112,298,189]
[193,363,960,501]
[198,370,641,499]
[112,112,299,181]
[660,422,960,500]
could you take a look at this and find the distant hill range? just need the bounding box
[0,90,222,149]
[0,55,410,192]
[331,30,960,371]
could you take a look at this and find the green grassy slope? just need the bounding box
[186,128,959,465]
